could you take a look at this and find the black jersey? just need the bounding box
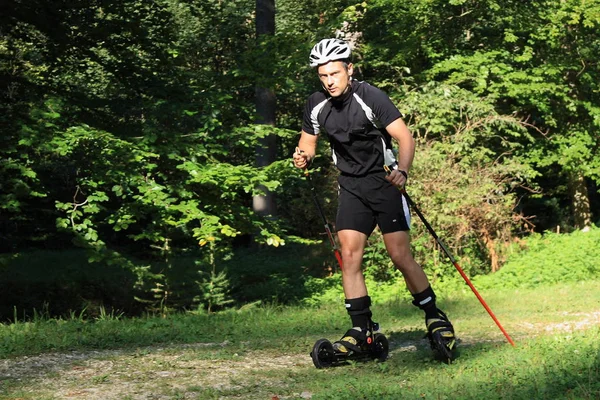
[302,80,402,176]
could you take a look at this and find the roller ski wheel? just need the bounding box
[311,339,336,369]
[426,310,457,363]
[310,326,389,369]
[371,333,389,362]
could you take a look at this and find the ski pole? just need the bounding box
[384,165,516,346]
[297,148,344,271]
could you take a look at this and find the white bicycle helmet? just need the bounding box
[309,38,352,67]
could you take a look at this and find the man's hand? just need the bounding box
[385,167,408,188]
[293,147,310,169]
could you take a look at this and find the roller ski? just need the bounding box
[310,322,389,369]
[426,310,457,363]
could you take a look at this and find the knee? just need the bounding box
[341,247,362,263]
[390,249,416,272]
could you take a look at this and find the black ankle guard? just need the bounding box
[411,286,437,310]
[345,296,372,328]
[345,296,371,314]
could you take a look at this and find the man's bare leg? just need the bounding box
[383,230,456,357]
[382,230,429,294]
[337,229,368,299]
[331,229,373,353]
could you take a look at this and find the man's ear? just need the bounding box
[347,63,354,76]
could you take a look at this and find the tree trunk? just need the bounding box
[569,171,592,230]
[253,0,277,217]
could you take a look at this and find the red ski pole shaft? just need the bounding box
[383,165,515,346]
[402,189,515,347]
[299,153,344,271]
[305,171,344,271]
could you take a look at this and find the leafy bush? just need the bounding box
[474,226,600,289]
[303,268,413,308]
[305,226,600,306]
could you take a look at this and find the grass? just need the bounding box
[1,281,600,399]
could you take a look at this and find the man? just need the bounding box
[293,38,455,356]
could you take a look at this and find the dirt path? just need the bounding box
[2,311,599,399]
[1,342,318,400]
[1,338,433,399]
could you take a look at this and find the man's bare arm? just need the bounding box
[292,131,318,169]
[385,118,415,186]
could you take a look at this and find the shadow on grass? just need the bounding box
[308,329,600,400]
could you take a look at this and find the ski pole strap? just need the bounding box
[383,164,408,181]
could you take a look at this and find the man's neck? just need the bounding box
[332,80,353,102]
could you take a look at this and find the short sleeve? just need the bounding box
[302,93,329,135]
[366,85,403,128]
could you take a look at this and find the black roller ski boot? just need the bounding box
[426,309,457,363]
[310,321,389,369]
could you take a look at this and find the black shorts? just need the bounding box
[335,172,411,235]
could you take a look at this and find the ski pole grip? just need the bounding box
[384,164,407,191]
[295,147,310,177]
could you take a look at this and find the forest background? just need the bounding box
[1,0,599,321]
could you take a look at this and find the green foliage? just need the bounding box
[3,0,600,318]
[360,0,600,231]
[391,83,536,275]
[194,241,234,313]
[475,226,600,289]
[0,0,316,316]
[304,270,413,307]
[195,269,234,313]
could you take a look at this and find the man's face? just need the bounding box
[317,61,353,98]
